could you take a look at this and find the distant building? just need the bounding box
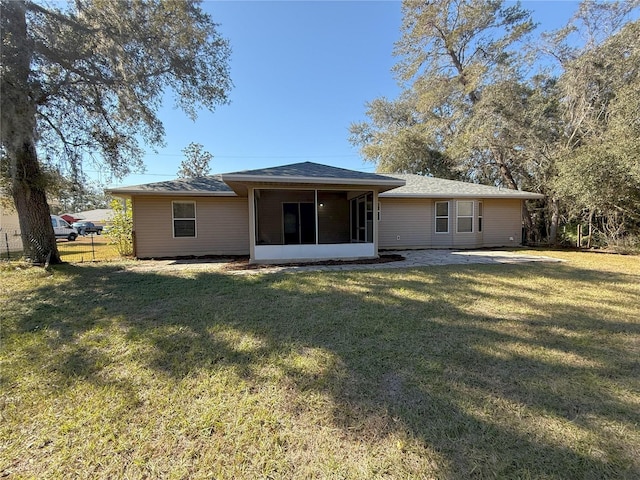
[0,193,23,253]
[66,208,115,225]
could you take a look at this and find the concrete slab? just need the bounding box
[225,250,564,275]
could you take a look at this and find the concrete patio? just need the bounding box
[126,249,564,275]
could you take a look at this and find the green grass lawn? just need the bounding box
[56,235,123,262]
[1,251,639,479]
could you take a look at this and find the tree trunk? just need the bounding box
[521,202,534,244]
[11,141,60,264]
[2,0,60,264]
[548,198,560,245]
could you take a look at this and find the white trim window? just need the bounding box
[172,201,196,238]
[457,201,474,233]
[435,201,449,233]
[478,201,483,233]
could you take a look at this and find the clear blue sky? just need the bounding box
[103,1,581,188]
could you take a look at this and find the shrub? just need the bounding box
[107,199,133,257]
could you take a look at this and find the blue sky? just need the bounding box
[103,1,581,188]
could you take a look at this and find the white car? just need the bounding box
[51,215,78,241]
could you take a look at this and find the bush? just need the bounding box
[106,199,133,257]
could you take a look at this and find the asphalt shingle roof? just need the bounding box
[380,174,543,199]
[108,165,543,200]
[108,175,234,195]
[223,161,398,182]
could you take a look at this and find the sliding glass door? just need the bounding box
[283,202,315,244]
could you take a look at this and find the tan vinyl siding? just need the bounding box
[379,198,439,248]
[133,196,249,258]
[482,198,523,247]
[379,197,522,249]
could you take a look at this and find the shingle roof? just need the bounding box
[107,165,543,200]
[222,161,398,182]
[380,174,543,199]
[221,161,405,195]
[108,175,235,196]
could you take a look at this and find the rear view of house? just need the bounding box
[108,162,543,263]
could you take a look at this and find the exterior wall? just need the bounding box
[379,197,523,249]
[131,194,524,259]
[378,198,436,248]
[132,196,249,258]
[482,198,523,247]
[254,243,375,263]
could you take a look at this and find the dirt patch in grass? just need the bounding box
[221,253,405,271]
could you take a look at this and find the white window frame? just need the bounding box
[456,201,474,233]
[172,201,197,238]
[478,201,483,233]
[435,201,449,234]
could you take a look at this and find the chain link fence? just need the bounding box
[1,231,24,261]
[1,232,124,263]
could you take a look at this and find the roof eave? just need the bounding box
[380,193,545,199]
[107,189,237,197]
[221,174,405,195]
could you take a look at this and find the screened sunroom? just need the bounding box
[221,163,404,263]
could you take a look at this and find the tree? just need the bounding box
[0,0,232,263]
[352,0,640,245]
[350,0,539,236]
[349,95,464,180]
[552,18,640,244]
[176,142,213,178]
[531,1,640,245]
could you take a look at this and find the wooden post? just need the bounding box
[577,224,582,248]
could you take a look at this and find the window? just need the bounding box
[478,202,483,232]
[173,201,196,237]
[435,201,449,233]
[457,201,473,233]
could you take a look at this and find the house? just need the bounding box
[108,162,543,263]
[66,208,115,226]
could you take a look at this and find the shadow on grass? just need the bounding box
[4,261,640,478]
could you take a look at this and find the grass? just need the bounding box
[56,234,122,262]
[1,251,639,479]
[1,235,123,263]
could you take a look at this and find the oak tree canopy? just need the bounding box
[1,0,232,263]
